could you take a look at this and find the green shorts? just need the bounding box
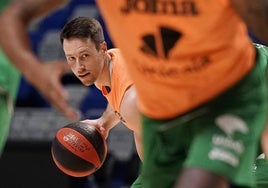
[141,45,268,188]
[0,49,20,155]
[253,154,268,188]
[0,93,12,155]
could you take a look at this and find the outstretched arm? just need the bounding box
[120,85,142,160]
[0,0,78,120]
[230,0,268,44]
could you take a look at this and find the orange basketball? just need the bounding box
[51,121,107,177]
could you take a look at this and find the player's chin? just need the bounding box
[79,79,92,87]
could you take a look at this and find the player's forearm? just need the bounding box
[0,0,68,77]
[99,104,120,131]
[0,3,34,75]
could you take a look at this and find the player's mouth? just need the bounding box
[78,72,90,78]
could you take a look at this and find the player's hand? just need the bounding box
[24,60,79,121]
[81,119,109,139]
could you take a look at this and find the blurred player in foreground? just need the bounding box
[96,1,268,188]
[60,16,142,187]
[0,0,78,156]
[2,0,268,187]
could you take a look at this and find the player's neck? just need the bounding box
[95,53,112,89]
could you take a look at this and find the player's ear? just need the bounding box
[99,41,107,53]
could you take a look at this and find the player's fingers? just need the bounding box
[47,82,79,121]
[52,61,71,74]
[81,120,108,138]
[51,94,79,121]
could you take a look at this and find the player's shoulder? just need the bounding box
[108,48,124,60]
[108,48,120,53]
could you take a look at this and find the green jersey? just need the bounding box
[0,0,21,155]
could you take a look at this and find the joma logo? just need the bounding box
[140,26,181,58]
[121,0,199,15]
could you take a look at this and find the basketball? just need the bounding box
[51,121,107,177]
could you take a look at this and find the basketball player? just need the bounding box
[60,17,142,187]
[95,1,268,188]
[0,1,142,186]
[0,0,78,156]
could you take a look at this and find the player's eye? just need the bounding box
[80,53,90,62]
[82,54,89,59]
[67,57,76,63]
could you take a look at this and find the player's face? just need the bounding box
[63,37,105,86]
